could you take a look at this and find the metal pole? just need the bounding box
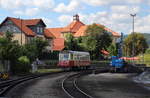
[21,18,23,45]
[130,14,136,57]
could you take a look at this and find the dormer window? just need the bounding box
[40,27,43,33]
[37,27,40,33]
[37,27,43,34]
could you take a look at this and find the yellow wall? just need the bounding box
[2,33,53,51]
[13,33,26,45]
[36,35,45,40]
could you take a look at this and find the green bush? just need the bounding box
[146,48,150,54]
[18,56,30,64]
[16,56,31,74]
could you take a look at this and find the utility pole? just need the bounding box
[130,14,136,57]
[20,18,23,45]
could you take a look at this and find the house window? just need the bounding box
[37,27,40,33]
[40,27,43,33]
[37,27,43,34]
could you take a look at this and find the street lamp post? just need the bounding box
[21,18,23,45]
[130,14,136,57]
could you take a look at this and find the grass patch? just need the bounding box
[36,68,62,73]
[138,54,150,67]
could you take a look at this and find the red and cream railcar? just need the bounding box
[58,51,90,69]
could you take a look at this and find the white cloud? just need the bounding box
[13,11,24,16]
[82,0,142,6]
[54,0,80,13]
[82,0,107,6]
[75,12,137,34]
[110,13,130,23]
[79,12,109,25]
[1,0,150,34]
[42,17,52,27]
[0,0,54,16]
[58,15,72,25]
[13,8,40,16]
[134,15,150,33]
[0,0,23,9]
[111,5,140,14]
[0,0,55,9]
[25,8,40,16]
[127,0,143,4]
[25,0,55,9]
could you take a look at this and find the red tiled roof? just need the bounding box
[44,29,55,38]
[101,50,109,55]
[8,17,37,36]
[66,20,85,33]
[96,24,120,37]
[0,17,46,36]
[52,38,64,51]
[74,25,88,37]
[45,15,121,51]
[23,19,41,26]
[104,27,120,37]
[47,28,64,38]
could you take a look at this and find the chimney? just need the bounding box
[73,14,79,21]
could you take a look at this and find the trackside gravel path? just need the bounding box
[6,73,69,98]
[77,73,150,98]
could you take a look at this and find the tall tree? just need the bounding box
[64,33,81,50]
[107,43,117,56]
[0,31,21,73]
[31,37,48,59]
[82,24,112,59]
[21,43,38,62]
[123,33,148,56]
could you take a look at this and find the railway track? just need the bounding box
[62,67,109,98]
[0,71,63,97]
[62,72,93,98]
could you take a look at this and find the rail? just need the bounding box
[0,71,63,97]
[62,72,93,98]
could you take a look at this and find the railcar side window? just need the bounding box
[63,54,69,60]
[73,54,77,60]
[59,54,69,60]
[70,54,73,60]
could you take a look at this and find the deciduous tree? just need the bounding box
[82,24,112,59]
[123,33,148,56]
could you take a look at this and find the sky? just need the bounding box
[0,0,150,34]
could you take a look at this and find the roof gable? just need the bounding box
[47,28,64,38]
[66,20,85,32]
[25,19,46,27]
[104,27,120,37]
[8,17,36,36]
[0,17,47,37]
[74,25,88,37]
[95,24,120,37]
[44,28,55,38]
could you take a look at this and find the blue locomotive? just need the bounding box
[109,56,128,72]
[109,33,129,72]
